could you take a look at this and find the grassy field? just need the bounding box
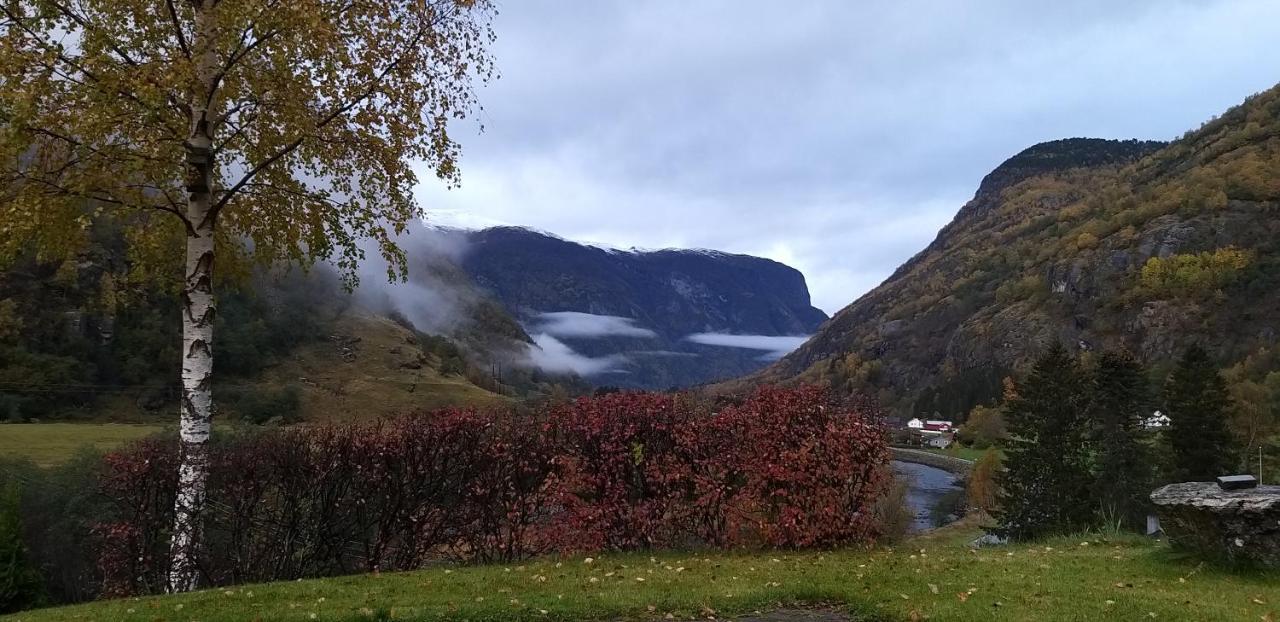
[252,310,510,422]
[5,517,1277,622]
[0,423,165,467]
[919,445,995,462]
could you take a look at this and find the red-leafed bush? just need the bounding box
[717,385,889,548]
[543,385,889,551]
[542,386,890,550]
[456,411,559,563]
[93,385,888,596]
[545,392,701,552]
[95,437,177,597]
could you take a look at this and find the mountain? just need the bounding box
[453,226,829,388]
[749,84,1280,419]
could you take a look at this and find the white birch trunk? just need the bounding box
[169,216,215,593]
[169,0,219,592]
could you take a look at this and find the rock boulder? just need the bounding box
[1150,482,1280,568]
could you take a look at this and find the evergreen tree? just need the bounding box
[1087,350,1153,531]
[0,483,44,614]
[994,344,1093,540]
[1164,346,1237,481]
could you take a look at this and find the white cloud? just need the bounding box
[530,311,657,339]
[684,333,810,361]
[525,334,628,376]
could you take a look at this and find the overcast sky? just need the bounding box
[415,0,1280,314]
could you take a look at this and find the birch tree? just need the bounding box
[0,0,495,591]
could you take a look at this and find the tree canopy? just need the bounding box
[0,0,496,285]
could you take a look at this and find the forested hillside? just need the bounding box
[0,224,564,422]
[753,84,1280,421]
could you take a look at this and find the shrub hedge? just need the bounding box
[87,385,887,596]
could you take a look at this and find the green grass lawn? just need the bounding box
[5,518,1277,622]
[0,423,165,467]
[919,445,995,462]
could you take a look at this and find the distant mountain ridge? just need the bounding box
[453,226,829,388]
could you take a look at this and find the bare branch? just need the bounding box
[166,0,192,59]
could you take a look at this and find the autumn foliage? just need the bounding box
[94,386,887,595]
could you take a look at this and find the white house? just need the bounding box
[907,418,925,429]
[1143,411,1171,429]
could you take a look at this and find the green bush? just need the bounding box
[0,394,28,422]
[2,452,110,605]
[228,385,302,424]
[956,404,1007,449]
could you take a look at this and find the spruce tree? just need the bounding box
[1087,350,1153,531]
[1164,346,1237,481]
[994,344,1093,540]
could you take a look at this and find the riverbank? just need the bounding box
[891,446,974,475]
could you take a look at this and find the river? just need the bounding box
[891,460,964,532]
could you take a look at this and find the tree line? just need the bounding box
[994,344,1238,540]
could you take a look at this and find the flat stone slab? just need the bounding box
[1151,481,1280,568]
[733,609,852,622]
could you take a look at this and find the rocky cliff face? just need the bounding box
[752,84,1280,417]
[455,226,829,389]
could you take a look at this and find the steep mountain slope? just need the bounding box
[754,84,1280,418]
[456,226,829,388]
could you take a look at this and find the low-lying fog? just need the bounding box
[526,310,810,377]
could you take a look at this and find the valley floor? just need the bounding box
[0,423,164,468]
[5,516,1277,622]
